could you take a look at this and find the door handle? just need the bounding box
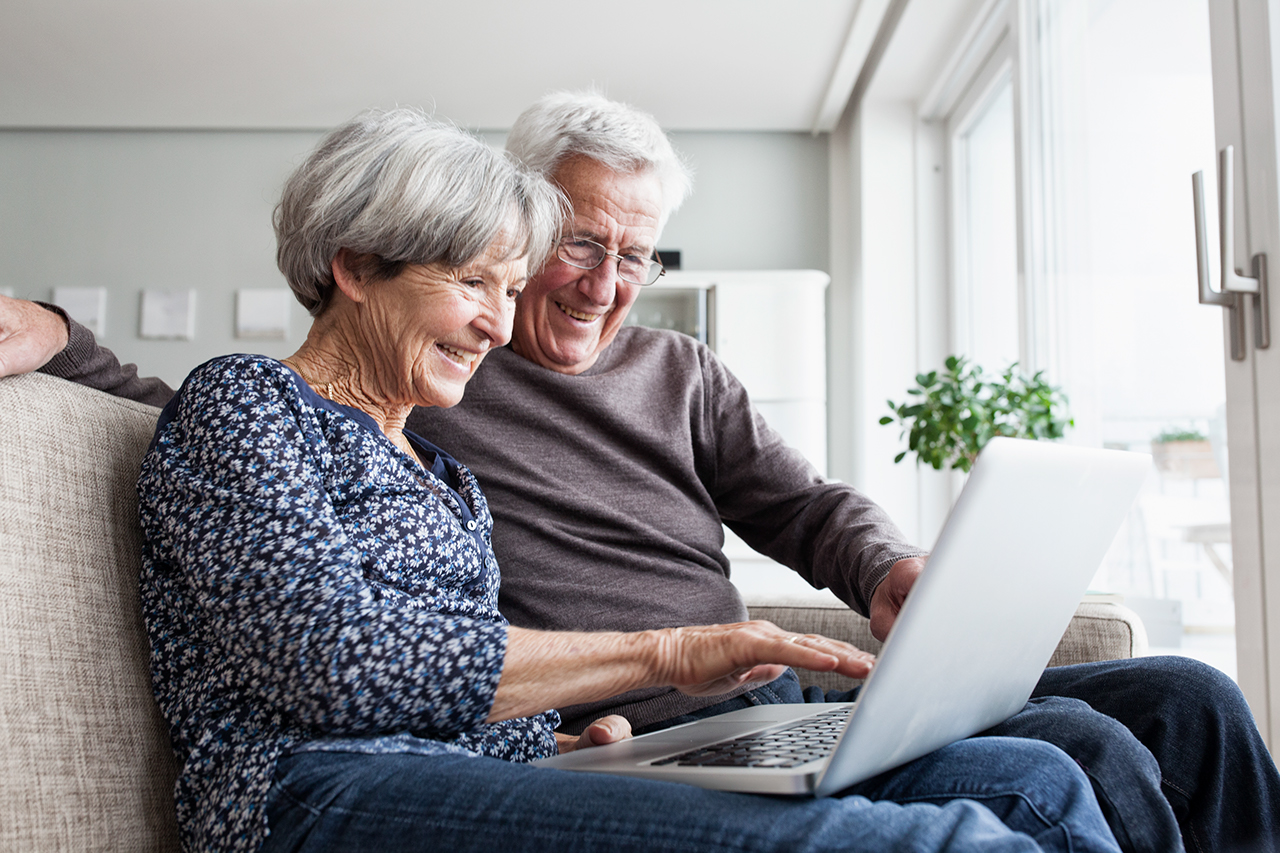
[1192,145,1270,360]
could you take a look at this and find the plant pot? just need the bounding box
[1151,440,1219,479]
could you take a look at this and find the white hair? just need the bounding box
[275,107,567,316]
[505,90,693,229]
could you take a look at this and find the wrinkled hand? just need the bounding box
[555,714,633,754]
[0,296,69,377]
[869,557,925,642]
[659,621,875,697]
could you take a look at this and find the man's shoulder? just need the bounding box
[597,326,712,373]
[613,324,707,353]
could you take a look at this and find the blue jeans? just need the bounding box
[658,656,1279,853]
[261,736,1120,852]
[1026,656,1280,853]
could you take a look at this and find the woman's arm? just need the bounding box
[489,621,875,723]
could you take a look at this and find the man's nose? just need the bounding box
[577,256,619,305]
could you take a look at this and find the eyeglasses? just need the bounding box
[556,237,665,286]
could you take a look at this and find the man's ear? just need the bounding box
[330,248,369,304]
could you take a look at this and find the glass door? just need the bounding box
[1030,0,1234,676]
[1204,0,1280,747]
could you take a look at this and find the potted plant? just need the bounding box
[880,354,1073,472]
[1151,427,1218,479]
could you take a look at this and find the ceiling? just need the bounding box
[0,0,912,133]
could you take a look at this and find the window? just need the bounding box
[936,0,1232,675]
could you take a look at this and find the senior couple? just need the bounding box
[0,92,1276,853]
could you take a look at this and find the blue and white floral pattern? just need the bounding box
[137,355,559,853]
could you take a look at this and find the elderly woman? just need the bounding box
[126,109,1120,853]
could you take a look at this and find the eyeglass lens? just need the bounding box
[558,238,662,285]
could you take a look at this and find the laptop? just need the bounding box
[534,437,1151,797]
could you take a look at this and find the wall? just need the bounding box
[660,132,829,270]
[828,100,936,545]
[0,128,828,388]
[0,129,322,388]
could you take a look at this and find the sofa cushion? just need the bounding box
[0,372,179,852]
[747,596,1148,694]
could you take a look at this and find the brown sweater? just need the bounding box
[42,317,923,733]
[409,327,923,732]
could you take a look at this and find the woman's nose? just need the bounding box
[473,289,513,346]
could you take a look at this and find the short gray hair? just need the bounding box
[506,91,693,228]
[275,107,567,316]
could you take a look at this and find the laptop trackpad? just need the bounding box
[538,721,783,767]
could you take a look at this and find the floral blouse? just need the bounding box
[137,355,559,853]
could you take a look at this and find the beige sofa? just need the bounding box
[0,371,1149,851]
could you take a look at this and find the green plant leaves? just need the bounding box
[882,354,1073,473]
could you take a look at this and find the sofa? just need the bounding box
[0,370,1149,851]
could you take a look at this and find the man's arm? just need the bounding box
[869,557,925,641]
[0,295,175,407]
[699,345,927,620]
[0,295,68,377]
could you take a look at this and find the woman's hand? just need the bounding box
[554,715,633,754]
[657,621,875,697]
[490,622,874,724]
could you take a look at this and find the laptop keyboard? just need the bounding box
[649,706,853,769]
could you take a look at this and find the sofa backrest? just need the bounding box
[0,372,180,852]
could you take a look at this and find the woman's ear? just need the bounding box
[330,248,369,304]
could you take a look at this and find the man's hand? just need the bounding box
[0,296,69,377]
[555,714,633,754]
[869,557,926,642]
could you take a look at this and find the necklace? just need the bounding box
[283,358,333,399]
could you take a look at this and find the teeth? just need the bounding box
[558,303,600,322]
[439,343,477,364]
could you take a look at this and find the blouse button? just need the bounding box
[465,520,477,531]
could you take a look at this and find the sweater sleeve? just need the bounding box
[37,303,175,408]
[698,348,927,616]
[138,357,506,738]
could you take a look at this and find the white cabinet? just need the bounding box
[638,269,830,474]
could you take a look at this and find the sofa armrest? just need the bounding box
[1047,601,1149,667]
[745,596,1147,694]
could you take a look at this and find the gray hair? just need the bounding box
[506,91,693,228]
[275,107,567,316]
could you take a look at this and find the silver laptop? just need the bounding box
[534,437,1151,797]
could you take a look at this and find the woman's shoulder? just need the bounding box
[180,354,304,402]
[159,355,308,438]
[185,353,294,385]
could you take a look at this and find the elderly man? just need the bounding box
[2,91,1278,853]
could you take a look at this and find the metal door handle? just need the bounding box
[1193,145,1269,360]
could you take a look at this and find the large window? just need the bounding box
[952,64,1020,370]
[943,0,1231,674]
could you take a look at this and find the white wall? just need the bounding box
[0,130,322,387]
[0,128,828,388]
[660,132,829,270]
[828,100,942,547]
